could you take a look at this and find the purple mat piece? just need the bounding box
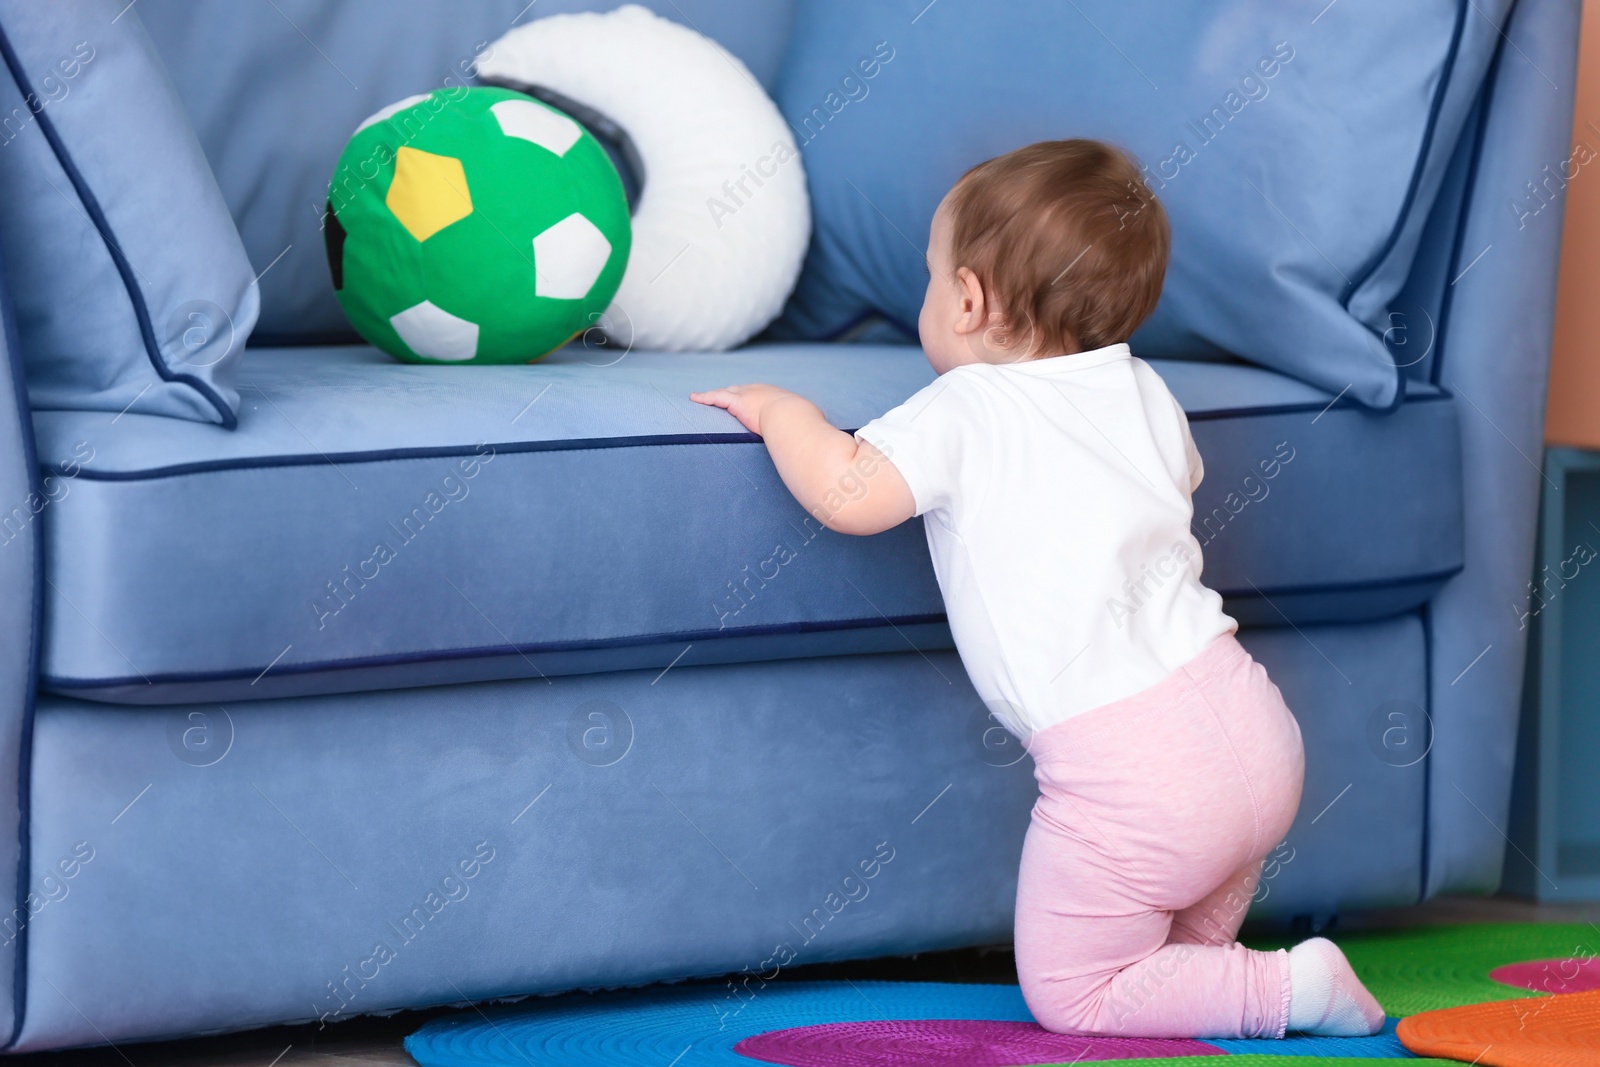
[734,1019,1225,1066]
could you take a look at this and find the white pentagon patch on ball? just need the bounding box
[490,99,583,156]
[477,4,811,350]
[355,93,430,135]
[389,300,480,362]
[533,213,612,299]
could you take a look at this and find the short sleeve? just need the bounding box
[854,371,972,516]
[1173,395,1203,493]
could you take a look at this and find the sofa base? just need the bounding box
[12,620,1423,1050]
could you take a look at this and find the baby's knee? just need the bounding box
[1020,985,1087,1035]
[1020,951,1197,1036]
[1017,966,1103,1035]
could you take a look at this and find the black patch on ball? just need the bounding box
[323,200,346,290]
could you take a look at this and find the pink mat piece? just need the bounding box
[1491,957,1600,994]
[733,1019,1225,1066]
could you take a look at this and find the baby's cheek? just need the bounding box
[917,284,938,340]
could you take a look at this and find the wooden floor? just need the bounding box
[11,894,1600,1067]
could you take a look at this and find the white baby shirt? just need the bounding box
[855,343,1236,738]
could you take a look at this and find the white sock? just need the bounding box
[1286,937,1386,1036]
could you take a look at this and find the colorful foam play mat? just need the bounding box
[406,923,1600,1067]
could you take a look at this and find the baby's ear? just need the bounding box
[953,266,987,333]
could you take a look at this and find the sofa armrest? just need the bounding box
[1424,0,1580,896]
[0,241,40,1045]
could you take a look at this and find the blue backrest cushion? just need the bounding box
[0,1,258,427]
[137,0,799,345]
[773,0,1510,410]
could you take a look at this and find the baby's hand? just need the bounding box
[690,381,915,534]
[689,383,800,436]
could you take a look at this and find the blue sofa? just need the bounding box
[0,0,1579,1051]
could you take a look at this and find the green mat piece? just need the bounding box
[1247,922,1600,1016]
[1054,924,1600,1064]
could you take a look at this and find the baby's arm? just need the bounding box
[690,384,916,535]
[1172,394,1203,493]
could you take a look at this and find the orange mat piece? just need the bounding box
[1396,988,1600,1066]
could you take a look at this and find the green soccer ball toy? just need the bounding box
[324,86,631,364]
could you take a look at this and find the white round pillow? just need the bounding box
[478,5,810,352]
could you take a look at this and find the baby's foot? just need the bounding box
[1286,937,1386,1036]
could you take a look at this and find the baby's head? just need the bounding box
[919,139,1169,372]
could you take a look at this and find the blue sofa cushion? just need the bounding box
[31,343,1461,705]
[137,0,799,346]
[772,0,1510,411]
[0,1,258,427]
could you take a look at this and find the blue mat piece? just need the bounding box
[404,981,1412,1065]
[1208,1016,1410,1058]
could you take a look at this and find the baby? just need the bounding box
[692,140,1385,1040]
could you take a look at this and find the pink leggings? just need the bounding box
[1014,634,1304,1039]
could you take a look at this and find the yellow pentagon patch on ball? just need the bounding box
[386,146,473,242]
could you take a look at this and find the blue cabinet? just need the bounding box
[1506,447,1600,900]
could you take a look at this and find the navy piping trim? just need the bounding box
[0,202,40,1049]
[1432,0,1516,389]
[1346,0,1470,297]
[0,24,237,431]
[44,568,1463,693]
[54,392,1455,483]
[1348,0,1471,415]
[1419,601,1434,902]
[44,614,954,692]
[1213,566,1462,602]
[1183,391,1450,424]
[68,433,764,482]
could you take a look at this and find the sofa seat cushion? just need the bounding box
[30,343,1462,705]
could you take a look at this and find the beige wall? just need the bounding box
[1547,0,1600,446]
